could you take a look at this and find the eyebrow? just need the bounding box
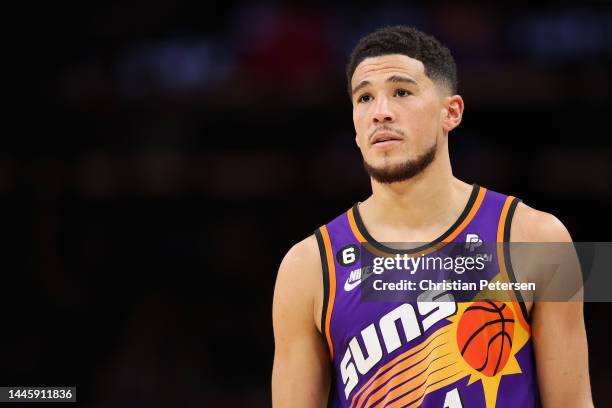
[351,75,418,96]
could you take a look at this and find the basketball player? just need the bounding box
[272,26,592,407]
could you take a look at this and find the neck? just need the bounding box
[361,148,472,231]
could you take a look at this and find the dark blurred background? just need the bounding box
[3,1,611,407]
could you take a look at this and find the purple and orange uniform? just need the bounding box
[314,184,538,408]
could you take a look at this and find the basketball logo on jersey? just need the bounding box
[446,301,530,408]
[457,301,515,376]
[340,300,530,408]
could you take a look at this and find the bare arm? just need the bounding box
[272,235,330,407]
[512,204,593,407]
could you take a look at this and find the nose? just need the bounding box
[371,95,395,123]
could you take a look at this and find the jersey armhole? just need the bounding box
[500,197,532,325]
[315,226,335,361]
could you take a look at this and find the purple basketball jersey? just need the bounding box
[314,185,539,408]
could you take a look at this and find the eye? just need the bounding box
[357,94,372,103]
[394,89,411,97]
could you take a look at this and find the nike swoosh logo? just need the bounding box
[344,267,374,292]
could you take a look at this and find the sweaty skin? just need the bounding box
[272,54,593,408]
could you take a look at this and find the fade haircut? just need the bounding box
[346,25,458,96]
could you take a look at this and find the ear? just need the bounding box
[442,95,464,133]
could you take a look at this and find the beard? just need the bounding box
[363,141,437,184]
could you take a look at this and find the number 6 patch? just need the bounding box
[336,244,360,267]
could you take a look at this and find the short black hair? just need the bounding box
[346,25,458,96]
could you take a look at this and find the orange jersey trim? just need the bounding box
[497,196,530,332]
[319,225,337,361]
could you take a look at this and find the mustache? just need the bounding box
[368,125,405,141]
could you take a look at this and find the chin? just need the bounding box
[371,155,410,168]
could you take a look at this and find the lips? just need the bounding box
[371,131,403,145]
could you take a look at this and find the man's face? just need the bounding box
[351,54,449,183]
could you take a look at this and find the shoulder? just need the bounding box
[274,234,323,326]
[510,201,572,243]
[278,234,321,277]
